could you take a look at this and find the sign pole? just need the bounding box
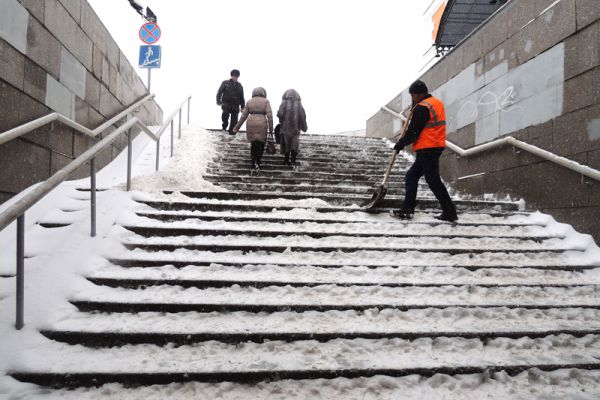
[148,68,152,92]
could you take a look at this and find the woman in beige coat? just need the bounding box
[233,87,274,170]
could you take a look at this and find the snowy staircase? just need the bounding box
[10,132,600,394]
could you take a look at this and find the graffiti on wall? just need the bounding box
[433,43,565,145]
[457,86,519,121]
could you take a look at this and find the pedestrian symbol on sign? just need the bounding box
[139,45,161,68]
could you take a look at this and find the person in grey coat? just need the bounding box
[277,89,307,166]
[233,87,274,170]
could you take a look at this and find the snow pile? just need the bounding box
[129,126,221,192]
[0,126,217,388]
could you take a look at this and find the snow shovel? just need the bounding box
[364,107,414,210]
[363,150,398,210]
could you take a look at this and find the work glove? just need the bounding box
[393,141,404,152]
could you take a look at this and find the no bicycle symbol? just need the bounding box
[139,22,161,44]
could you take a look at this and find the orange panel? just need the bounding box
[432,1,447,41]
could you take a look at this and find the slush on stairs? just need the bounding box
[9,131,600,397]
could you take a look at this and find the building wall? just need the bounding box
[0,0,163,204]
[366,0,600,241]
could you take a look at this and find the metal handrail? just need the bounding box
[381,105,407,122]
[0,95,191,329]
[0,94,156,146]
[380,105,600,182]
[446,137,600,182]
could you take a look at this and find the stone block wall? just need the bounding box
[366,0,600,241]
[0,0,163,204]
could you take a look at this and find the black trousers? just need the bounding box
[250,141,265,166]
[221,105,239,132]
[402,148,456,215]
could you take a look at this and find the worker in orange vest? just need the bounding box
[392,80,458,222]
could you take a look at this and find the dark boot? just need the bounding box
[284,152,290,165]
[435,204,458,222]
[290,151,297,166]
[390,209,414,220]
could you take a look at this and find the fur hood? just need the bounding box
[252,87,267,98]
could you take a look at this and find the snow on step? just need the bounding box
[8,371,600,400]
[10,334,600,374]
[71,284,600,307]
[135,208,545,226]
[50,307,600,336]
[123,219,563,239]
[121,234,581,252]
[117,247,597,268]
[89,263,600,286]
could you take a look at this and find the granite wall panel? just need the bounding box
[0,0,163,207]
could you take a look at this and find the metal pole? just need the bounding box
[187,98,190,124]
[147,69,152,92]
[155,138,160,171]
[126,130,132,191]
[15,214,25,330]
[178,110,182,139]
[170,120,174,157]
[90,159,96,237]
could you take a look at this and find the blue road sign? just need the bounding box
[139,22,161,44]
[139,45,161,68]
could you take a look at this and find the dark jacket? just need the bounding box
[277,89,307,154]
[396,94,443,152]
[216,79,245,110]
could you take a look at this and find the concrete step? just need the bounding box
[135,210,543,227]
[121,241,572,254]
[108,257,595,272]
[205,166,403,179]
[214,140,387,150]
[208,129,383,144]
[14,363,600,388]
[42,325,600,347]
[94,262,600,285]
[215,155,403,167]
[205,162,407,175]
[137,200,522,215]
[87,277,593,290]
[202,173,417,186]
[210,182,424,195]
[214,146,392,158]
[122,225,560,241]
[70,301,600,314]
[161,190,521,211]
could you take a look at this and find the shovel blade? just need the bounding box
[364,185,388,210]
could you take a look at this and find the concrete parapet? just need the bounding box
[0,0,163,203]
[366,0,600,241]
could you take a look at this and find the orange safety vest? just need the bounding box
[412,96,446,151]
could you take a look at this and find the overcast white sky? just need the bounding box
[88,0,434,134]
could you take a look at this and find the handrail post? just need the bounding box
[90,159,96,237]
[155,137,160,171]
[187,98,190,124]
[170,120,174,157]
[126,129,132,191]
[178,109,182,139]
[15,214,25,330]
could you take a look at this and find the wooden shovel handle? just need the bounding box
[381,150,397,186]
[381,107,415,186]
